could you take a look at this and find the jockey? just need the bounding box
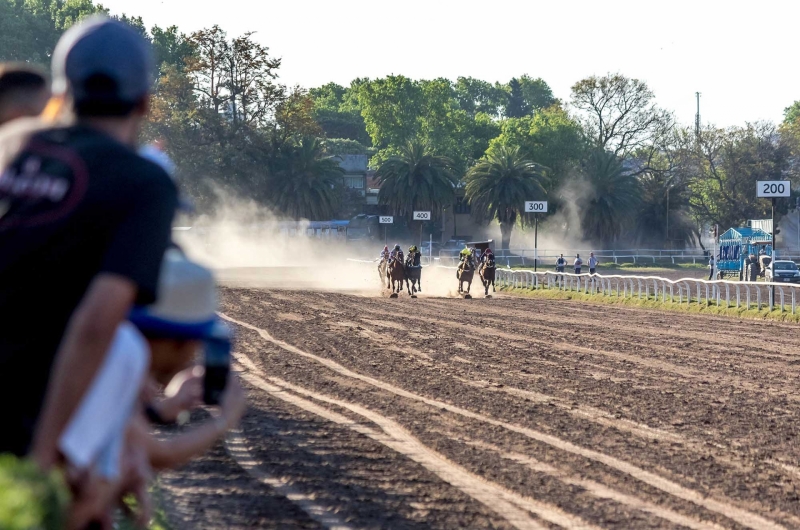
[458,245,474,271]
[378,245,390,262]
[406,245,421,267]
[390,244,404,263]
[478,248,494,273]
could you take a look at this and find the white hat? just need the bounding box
[128,249,217,338]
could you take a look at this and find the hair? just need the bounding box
[0,63,48,120]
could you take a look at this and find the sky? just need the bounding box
[100,0,799,128]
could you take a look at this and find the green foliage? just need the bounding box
[465,145,547,249]
[375,141,456,222]
[309,82,371,145]
[635,171,697,248]
[579,149,641,245]
[357,75,424,150]
[504,78,529,118]
[490,105,586,191]
[453,76,506,118]
[320,138,371,156]
[0,455,70,530]
[784,101,800,125]
[267,137,344,220]
[686,123,794,230]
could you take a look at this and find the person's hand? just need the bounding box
[216,374,247,432]
[159,366,204,422]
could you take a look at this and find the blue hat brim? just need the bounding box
[129,309,216,340]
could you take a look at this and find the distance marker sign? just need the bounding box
[379,216,394,224]
[757,181,790,198]
[413,211,431,220]
[524,201,548,213]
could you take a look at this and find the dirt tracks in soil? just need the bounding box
[162,288,800,529]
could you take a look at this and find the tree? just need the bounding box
[186,25,283,127]
[375,142,456,227]
[357,75,424,150]
[489,105,587,192]
[784,101,800,125]
[150,25,195,72]
[267,137,344,220]
[684,123,794,230]
[517,75,556,113]
[275,86,321,139]
[505,78,530,118]
[454,76,506,118]
[578,149,641,246]
[465,145,548,250]
[309,82,370,144]
[635,171,697,248]
[570,73,673,160]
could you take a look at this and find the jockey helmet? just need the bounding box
[394,244,401,251]
[409,245,417,252]
[383,245,388,250]
[485,248,492,254]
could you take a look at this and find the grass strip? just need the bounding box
[500,285,800,323]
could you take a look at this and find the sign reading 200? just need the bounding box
[757,181,791,198]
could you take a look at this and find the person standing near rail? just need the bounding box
[708,253,715,281]
[588,252,598,275]
[574,253,583,274]
[555,254,566,273]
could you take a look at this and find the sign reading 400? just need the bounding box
[413,211,431,221]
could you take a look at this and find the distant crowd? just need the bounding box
[0,16,245,529]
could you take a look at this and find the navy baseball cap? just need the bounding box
[51,15,154,109]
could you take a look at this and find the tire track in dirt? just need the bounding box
[227,289,800,482]
[234,357,593,530]
[221,311,785,530]
[225,429,354,530]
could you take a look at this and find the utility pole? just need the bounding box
[695,92,701,137]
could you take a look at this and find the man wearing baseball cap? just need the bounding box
[0,15,178,468]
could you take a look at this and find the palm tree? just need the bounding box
[268,137,344,220]
[635,173,698,248]
[375,141,457,235]
[579,149,641,246]
[465,145,547,251]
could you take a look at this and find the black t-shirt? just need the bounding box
[0,125,177,455]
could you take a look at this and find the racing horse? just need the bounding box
[405,262,422,296]
[386,257,406,296]
[378,259,388,288]
[457,258,475,295]
[480,255,496,296]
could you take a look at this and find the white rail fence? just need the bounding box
[496,269,800,313]
[348,258,800,313]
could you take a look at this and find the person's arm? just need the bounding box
[145,375,246,470]
[31,275,137,470]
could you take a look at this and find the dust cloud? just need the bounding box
[174,194,469,297]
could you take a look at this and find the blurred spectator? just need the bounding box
[574,253,583,274]
[0,63,49,126]
[555,254,566,273]
[708,254,715,281]
[0,16,178,467]
[59,249,246,528]
[588,252,598,275]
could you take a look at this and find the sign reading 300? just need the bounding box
[524,201,548,213]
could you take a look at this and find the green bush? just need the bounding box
[0,455,69,530]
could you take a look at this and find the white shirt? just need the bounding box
[59,322,149,479]
[574,258,583,267]
[588,256,598,268]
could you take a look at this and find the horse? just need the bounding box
[386,258,406,296]
[457,259,475,295]
[405,262,422,296]
[377,259,388,288]
[480,257,496,296]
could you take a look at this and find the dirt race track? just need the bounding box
[161,285,800,530]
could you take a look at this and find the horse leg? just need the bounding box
[492,279,496,292]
